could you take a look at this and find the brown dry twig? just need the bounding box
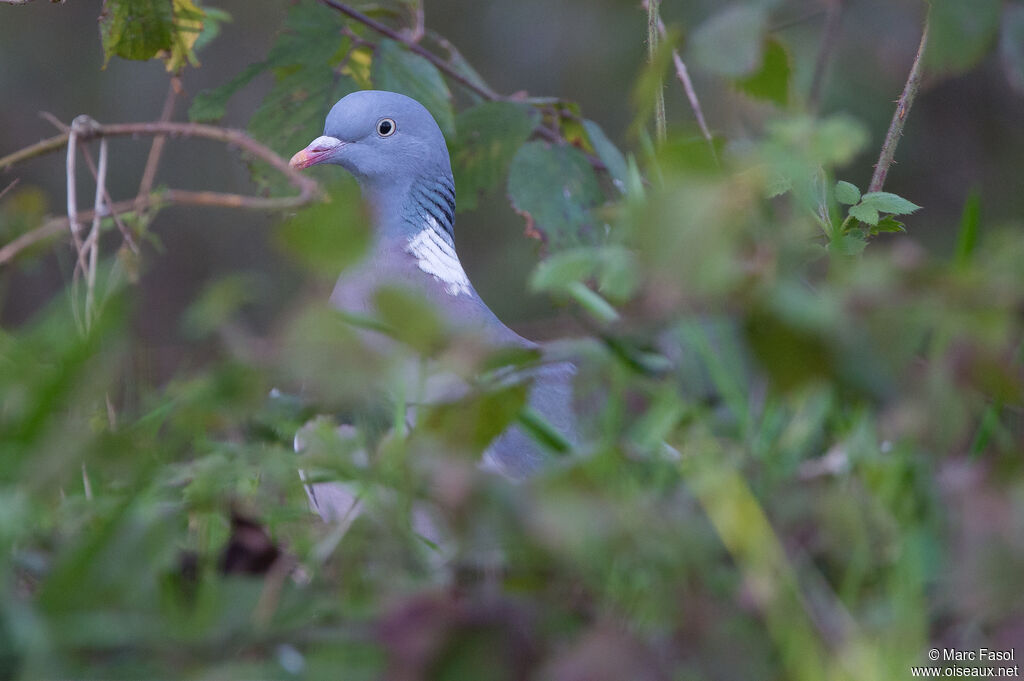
[0,120,320,265]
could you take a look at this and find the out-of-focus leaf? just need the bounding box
[835,231,868,255]
[189,61,265,122]
[507,142,604,251]
[954,191,981,267]
[688,5,767,77]
[859,191,921,215]
[834,181,861,206]
[373,285,448,354]
[735,38,790,106]
[583,120,629,193]
[371,39,455,139]
[451,102,539,211]
[530,246,638,302]
[276,180,370,276]
[1001,5,1024,93]
[926,0,1001,75]
[423,383,528,452]
[99,0,175,66]
[181,274,261,339]
[163,0,204,72]
[192,6,231,53]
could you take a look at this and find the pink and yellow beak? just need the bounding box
[289,135,344,169]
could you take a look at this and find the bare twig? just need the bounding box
[808,0,842,113]
[84,135,109,330]
[647,0,667,143]
[0,178,19,202]
[136,76,181,213]
[317,0,605,170]
[1,121,318,204]
[0,121,320,266]
[868,20,929,193]
[317,0,499,100]
[41,112,140,254]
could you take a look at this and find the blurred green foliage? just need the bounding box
[2,0,1024,679]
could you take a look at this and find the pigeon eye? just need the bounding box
[376,118,396,137]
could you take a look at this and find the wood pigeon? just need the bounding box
[289,90,578,521]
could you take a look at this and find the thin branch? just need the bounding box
[136,75,181,213]
[808,0,842,113]
[317,0,499,100]
[646,1,716,158]
[868,20,929,193]
[0,121,321,266]
[1,121,319,204]
[0,178,18,201]
[42,112,139,254]
[647,0,667,143]
[317,0,605,170]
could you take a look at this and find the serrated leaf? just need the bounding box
[834,181,860,205]
[859,191,921,215]
[926,0,1001,75]
[1001,4,1024,94]
[836,232,868,255]
[870,216,906,235]
[848,203,879,226]
[507,142,604,251]
[688,5,767,77]
[735,38,790,106]
[371,39,455,139]
[100,0,175,66]
[189,61,266,122]
[583,119,629,193]
[451,102,539,211]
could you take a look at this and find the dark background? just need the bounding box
[2,0,1022,377]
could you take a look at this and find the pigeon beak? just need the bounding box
[289,135,345,169]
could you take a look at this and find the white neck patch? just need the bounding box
[405,219,471,297]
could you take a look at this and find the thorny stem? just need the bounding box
[868,20,929,193]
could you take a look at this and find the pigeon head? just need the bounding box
[289,90,451,184]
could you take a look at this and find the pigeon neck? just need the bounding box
[364,170,456,242]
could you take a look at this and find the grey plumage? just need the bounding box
[290,90,577,501]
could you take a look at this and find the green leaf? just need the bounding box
[870,216,906,235]
[1001,4,1024,94]
[735,38,790,106]
[371,39,455,140]
[858,191,921,215]
[953,190,981,266]
[451,102,539,211]
[834,181,861,206]
[530,246,638,301]
[926,0,1002,75]
[99,0,175,66]
[848,203,879,226]
[688,5,767,77]
[372,285,448,355]
[507,142,604,251]
[836,231,868,255]
[423,383,529,453]
[189,61,266,122]
[583,119,630,193]
[276,181,370,276]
